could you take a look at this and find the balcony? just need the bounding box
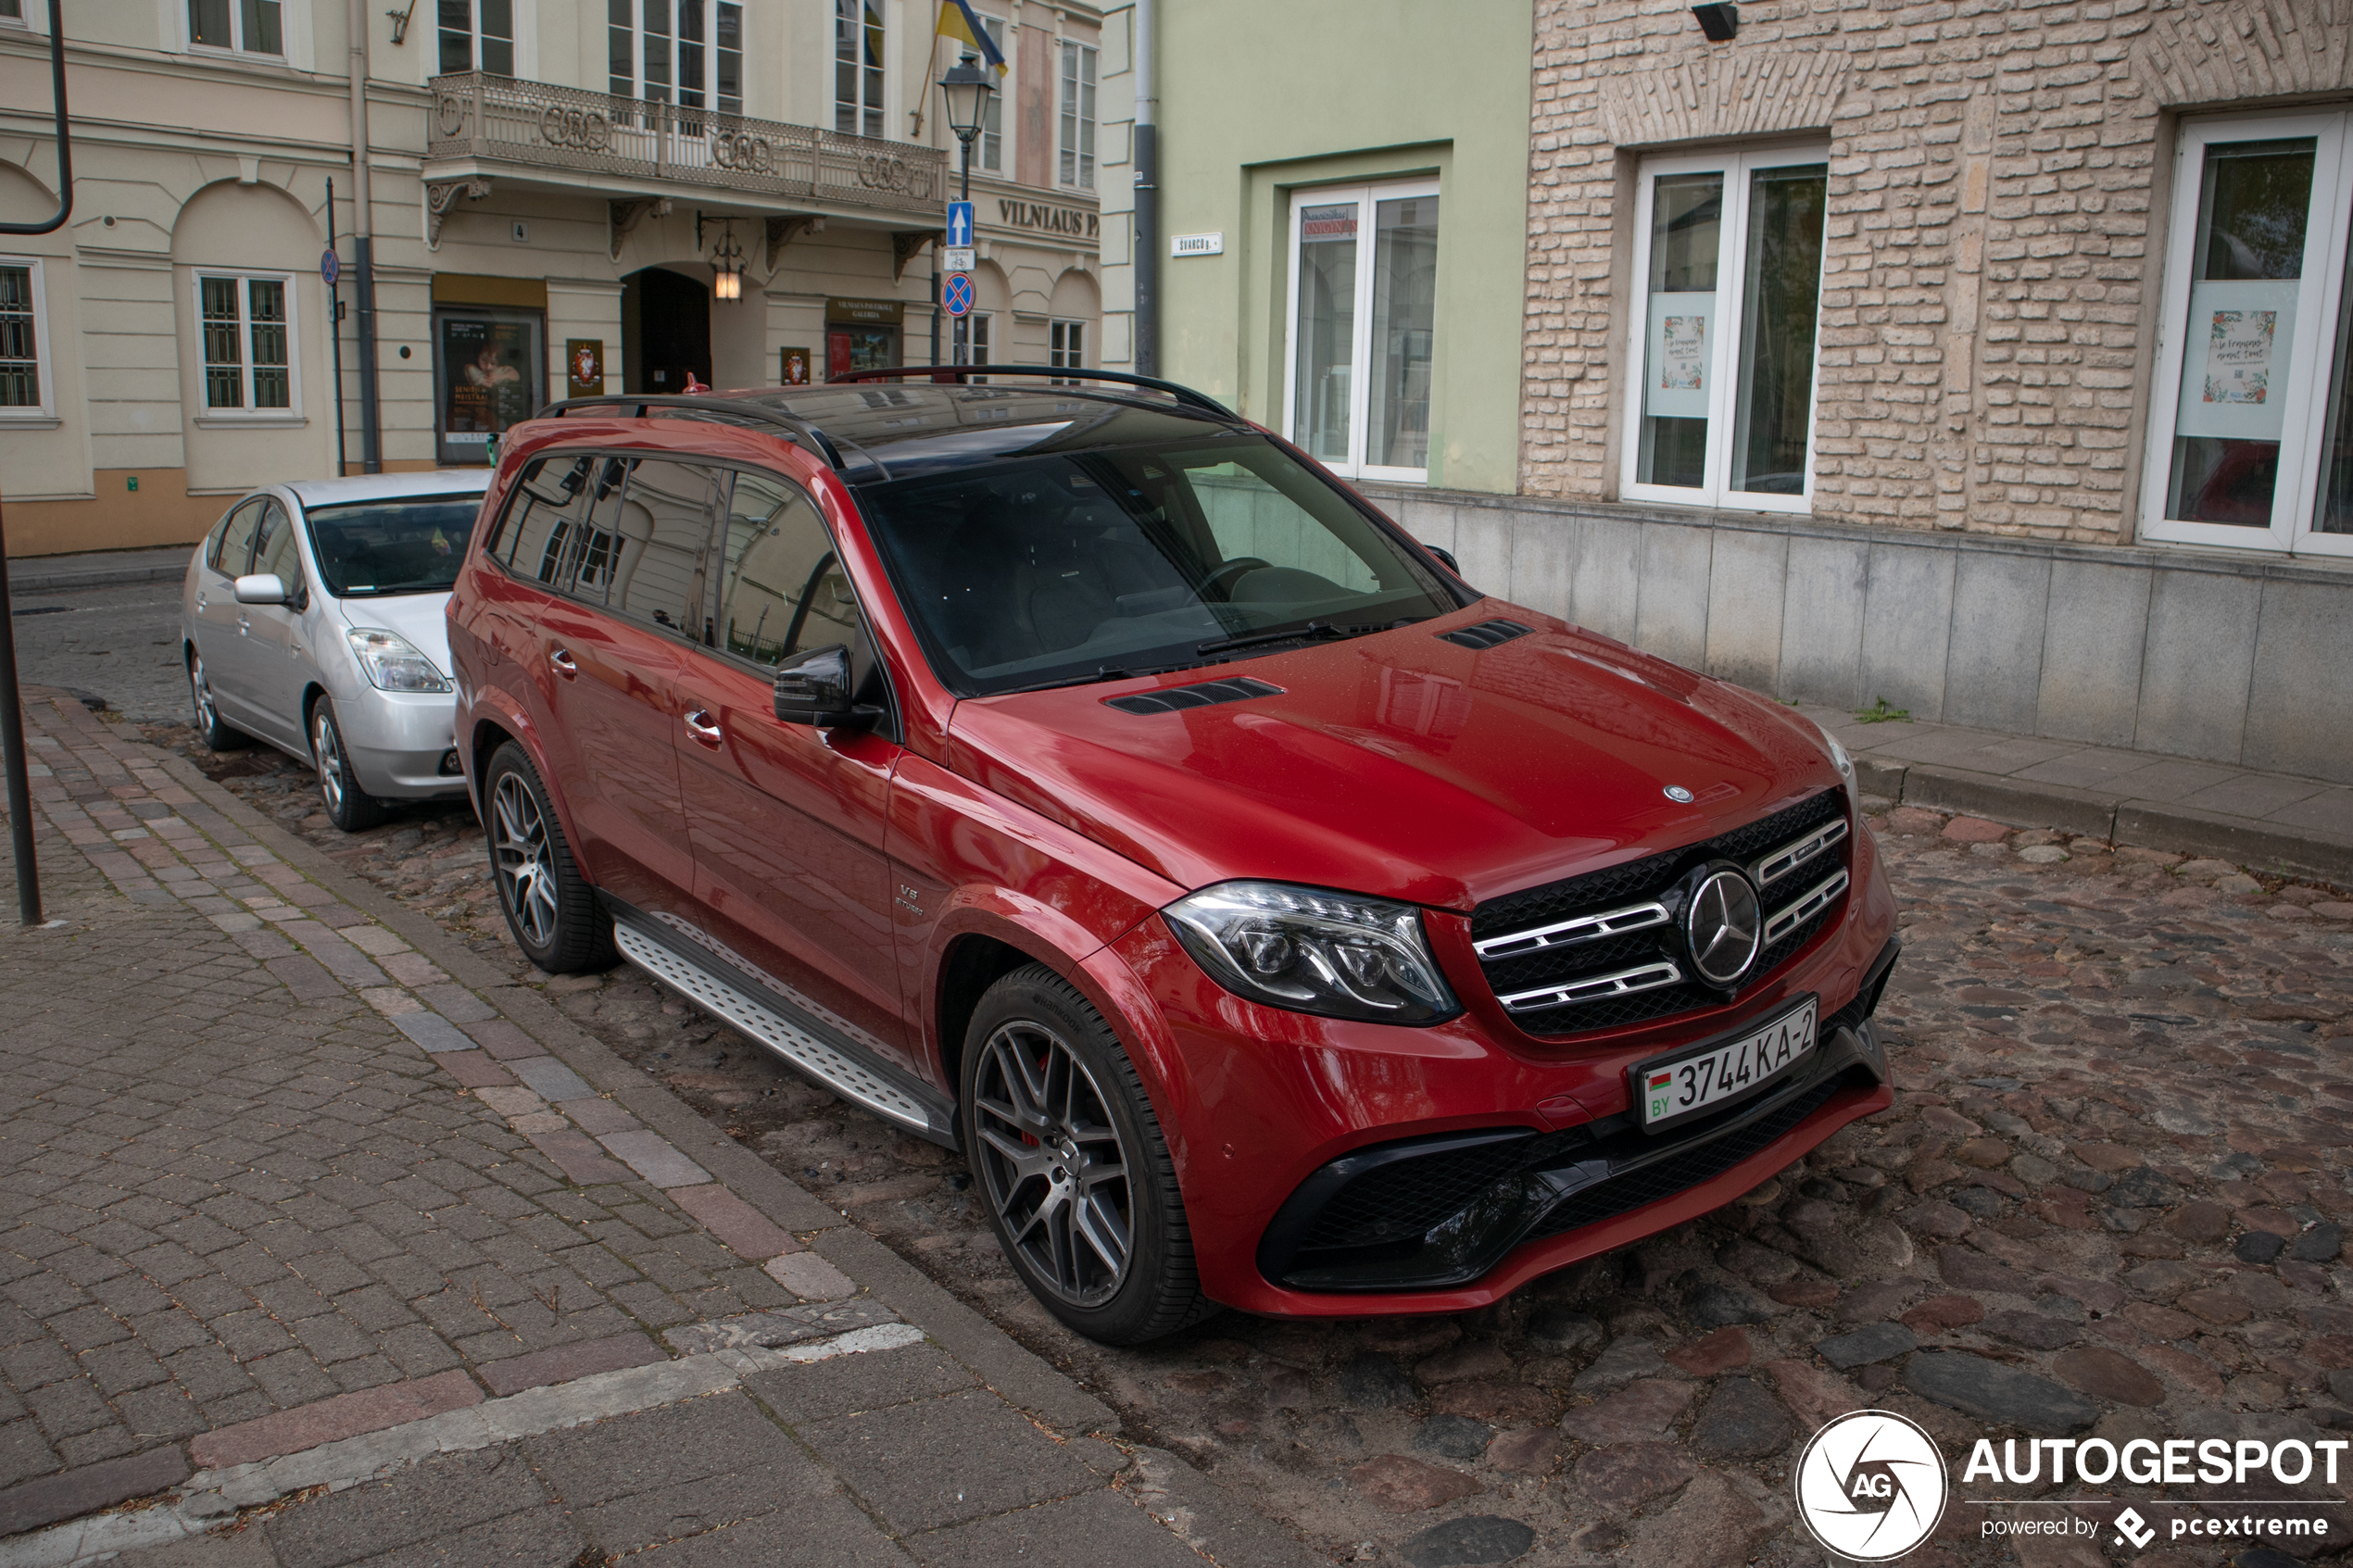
[425,72,946,221]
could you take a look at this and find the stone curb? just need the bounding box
[1862,757,2353,884]
[6,561,189,595]
[141,740,1129,1439]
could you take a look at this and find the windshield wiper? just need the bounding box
[1194,621,1391,657]
[983,659,1211,697]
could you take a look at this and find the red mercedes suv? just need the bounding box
[447,369,1899,1345]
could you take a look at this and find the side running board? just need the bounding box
[610,921,953,1144]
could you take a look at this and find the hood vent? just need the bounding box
[1438,618,1534,650]
[1105,676,1285,715]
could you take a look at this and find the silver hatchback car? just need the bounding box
[182,470,491,831]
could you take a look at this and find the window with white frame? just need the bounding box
[1621,145,1828,511]
[2142,110,2353,555]
[1285,182,1440,480]
[978,14,1007,173]
[198,273,295,413]
[610,0,742,115]
[188,0,281,53]
[0,0,26,23]
[439,0,512,75]
[0,258,48,413]
[963,313,990,382]
[1050,318,1084,382]
[835,0,883,139]
[1058,42,1095,190]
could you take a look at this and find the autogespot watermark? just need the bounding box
[1795,1411,2349,1561]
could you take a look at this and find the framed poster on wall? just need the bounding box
[781,346,812,385]
[434,307,544,466]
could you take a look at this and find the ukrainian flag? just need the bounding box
[936,0,1008,75]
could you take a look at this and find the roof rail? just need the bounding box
[828,364,1237,420]
[532,394,847,470]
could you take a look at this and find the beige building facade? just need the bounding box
[0,0,1101,558]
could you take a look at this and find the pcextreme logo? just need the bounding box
[1794,1410,1951,1562]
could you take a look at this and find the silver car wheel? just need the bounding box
[491,772,560,947]
[972,1021,1134,1308]
[190,657,219,733]
[311,705,347,816]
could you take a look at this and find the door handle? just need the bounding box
[548,647,578,678]
[236,614,251,635]
[195,594,207,612]
[685,709,723,746]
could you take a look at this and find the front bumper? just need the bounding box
[334,687,468,799]
[1099,818,1901,1317]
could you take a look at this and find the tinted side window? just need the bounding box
[494,454,594,584]
[252,500,300,585]
[711,469,858,666]
[603,459,720,634]
[210,498,266,575]
[561,458,635,598]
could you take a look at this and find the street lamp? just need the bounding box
[706,218,745,301]
[937,54,994,367]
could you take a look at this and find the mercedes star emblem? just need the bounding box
[1663,784,1694,803]
[1685,868,1763,986]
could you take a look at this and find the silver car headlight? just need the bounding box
[1164,881,1458,1024]
[346,627,453,693]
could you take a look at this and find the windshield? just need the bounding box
[851,435,1465,696]
[304,495,484,596]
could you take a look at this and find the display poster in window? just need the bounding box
[436,310,543,465]
[2173,279,2297,442]
[1643,294,1714,420]
[781,346,812,385]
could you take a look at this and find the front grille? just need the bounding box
[1301,1134,1568,1253]
[1473,789,1849,1038]
[1530,1071,1852,1238]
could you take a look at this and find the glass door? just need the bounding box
[1621,145,1829,513]
[1284,182,1441,482]
[2140,111,2353,555]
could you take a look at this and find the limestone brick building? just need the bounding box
[0,0,1101,558]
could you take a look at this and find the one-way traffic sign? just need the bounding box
[946,200,975,249]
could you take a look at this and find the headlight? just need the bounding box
[1813,720,1854,782]
[346,627,453,693]
[1163,881,1458,1024]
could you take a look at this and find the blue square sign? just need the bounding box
[946,201,975,249]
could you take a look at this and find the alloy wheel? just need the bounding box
[311,707,346,815]
[491,772,560,947]
[972,1021,1134,1306]
[190,658,218,733]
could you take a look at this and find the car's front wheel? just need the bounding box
[187,651,249,751]
[483,740,614,973]
[309,698,388,833]
[961,964,1212,1345]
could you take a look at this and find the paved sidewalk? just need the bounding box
[1795,700,2353,886]
[0,687,1312,1568]
[6,550,195,597]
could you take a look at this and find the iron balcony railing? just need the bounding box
[427,72,945,217]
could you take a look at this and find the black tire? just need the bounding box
[960,963,1213,1345]
[186,648,250,751]
[308,697,389,833]
[483,740,615,973]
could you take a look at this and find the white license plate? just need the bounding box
[1630,997,1818,1132]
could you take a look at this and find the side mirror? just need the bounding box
[1426,546,1461,575]
[773,644,879,730]
[233,572,289,606]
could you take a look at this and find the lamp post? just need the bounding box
[937,54,993,367]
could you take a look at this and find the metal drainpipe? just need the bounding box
[348,0,383,472]
[1131,0,1157,377]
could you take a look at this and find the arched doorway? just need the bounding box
[621,265,711,394]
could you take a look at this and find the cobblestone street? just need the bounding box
[140,719,2353,1568]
